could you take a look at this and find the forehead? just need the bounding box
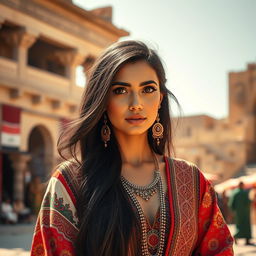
[113,60,159,83]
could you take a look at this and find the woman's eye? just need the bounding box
[113,87,127,95]
[143,86,157,93]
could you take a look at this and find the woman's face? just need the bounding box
[106,60,163,137]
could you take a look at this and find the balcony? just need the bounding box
[0,56,83,102]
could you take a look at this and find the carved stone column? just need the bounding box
[82,55,96,79]
[53,49,85,93]
[9,153,31,201]
[0,27,38,79]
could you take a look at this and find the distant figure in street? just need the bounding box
[28,176,44,215]
[13,199,31,223]
[0,197,17,224]
[219,190,232,224]
[229,181,254,245]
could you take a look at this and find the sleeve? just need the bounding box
[193,173,234,256]
[30,169,79,256]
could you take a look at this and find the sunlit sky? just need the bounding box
[73,0,256,119]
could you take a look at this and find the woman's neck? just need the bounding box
[114,131,153,166]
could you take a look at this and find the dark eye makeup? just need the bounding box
[143,86,157,93]
[113,87,127,94]
[112,85,157,95]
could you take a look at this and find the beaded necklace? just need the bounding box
[121,154,167,256]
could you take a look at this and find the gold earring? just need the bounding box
[152,112,164,146]
[101,114,111,148]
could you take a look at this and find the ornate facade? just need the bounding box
[0,0,128,203]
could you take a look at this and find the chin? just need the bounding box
[123,128,149,136]
[112,124,151,137]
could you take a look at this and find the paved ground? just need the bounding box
[0,222,34,255]
[0,223,256,255]
[229,225,256,256]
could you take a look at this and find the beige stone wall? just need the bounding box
[20,111,57,153]
[0,1,123,55]
[173,64,256,182]
[229,64,256,124]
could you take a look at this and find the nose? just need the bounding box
[129,93,143,111]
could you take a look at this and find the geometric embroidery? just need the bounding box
[31,158,234,256]
[41,209,78,242]
[167,159,199,256]
[43,191,78,227]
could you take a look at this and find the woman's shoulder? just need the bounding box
[165,157,211,198]
[165,156,200,171]
[164,156,207,181]
[50,159,81,200]
[54,159,81,178]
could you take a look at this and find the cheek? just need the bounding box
[106,98,125,121]
[145,95,161,123]
[149,97,160,108]
[145,94,161,110]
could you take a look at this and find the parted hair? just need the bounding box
[57,40,180,256]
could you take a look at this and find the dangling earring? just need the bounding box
[152,112,164,146]
[101,114,111,148]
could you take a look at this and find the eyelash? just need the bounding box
[143,86,157,93]
[113,86,157,95]
[113,87,127,94]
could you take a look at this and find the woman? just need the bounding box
[31,40,233,256]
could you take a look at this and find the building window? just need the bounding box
[28,39,67,77]
[76,65,86,87]
[0,23,18,60]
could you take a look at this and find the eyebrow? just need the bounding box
[111,80,158,87]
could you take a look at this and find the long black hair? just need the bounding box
[57,40,180,255]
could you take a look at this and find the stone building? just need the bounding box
[0,0,128,203]
[173,63,256,183]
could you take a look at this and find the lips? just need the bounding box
[125,115,147,124]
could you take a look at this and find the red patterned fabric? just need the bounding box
[30,162,79,256]
[146,193,170,255]
[30,158,234,256]
[192,175,234,255]
[164,158,233,255]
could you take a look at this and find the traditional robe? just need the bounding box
[228,188,252,239]
[31,157,234,256]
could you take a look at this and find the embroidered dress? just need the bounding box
[30,158,234,256]
[146,193,170,255]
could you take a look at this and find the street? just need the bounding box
[0,223,256,255]
[0,223,34,256]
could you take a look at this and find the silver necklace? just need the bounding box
[121,171,161,201]
[121,154,167,256]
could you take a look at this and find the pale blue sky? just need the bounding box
[73,0,256,119]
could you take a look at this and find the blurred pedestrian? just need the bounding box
[229,181,254,245]
[219,190,232,224]
[0,196,17,224]
[13,199,31,223]
[28,176,44,215]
